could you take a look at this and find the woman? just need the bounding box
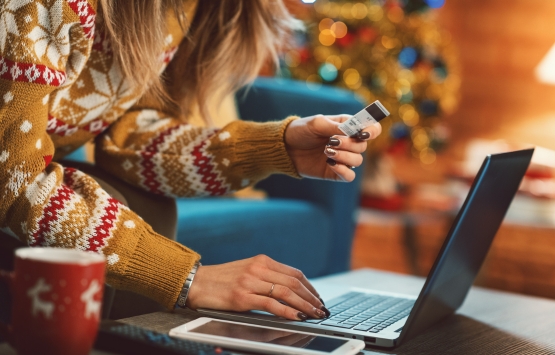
[0,0,381,321]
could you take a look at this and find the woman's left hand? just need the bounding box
[284,114,382,182]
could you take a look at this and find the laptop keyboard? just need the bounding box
[304,292,414,333]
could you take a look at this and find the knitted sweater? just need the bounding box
[0,0,299,309]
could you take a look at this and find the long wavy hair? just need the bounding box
[98,0,302,123]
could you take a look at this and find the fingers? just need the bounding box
[325,161,357,182]
[260,271,324,317]
[358,122,382,141]
[263,257,321,301]
[257,281,326,319]
[324,134,366,178]
[324,148,364,168]
[327,136,367,154]
[249,294,310,321]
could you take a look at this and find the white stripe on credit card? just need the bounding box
[338,100,390,137]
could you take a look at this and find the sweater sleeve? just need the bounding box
[95,106,301,198]
[0,0,199,309]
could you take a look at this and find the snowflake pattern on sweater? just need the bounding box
[0,0,298,309]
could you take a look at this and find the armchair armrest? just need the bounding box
[236,77,366,275]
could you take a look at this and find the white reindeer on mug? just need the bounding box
[27,278,55,319]
[81,279,102,319]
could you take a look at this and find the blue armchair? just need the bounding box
[175,77,365,277]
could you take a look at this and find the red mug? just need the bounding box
[0,247,105,355]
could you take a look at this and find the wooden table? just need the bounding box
[2,268,555,354]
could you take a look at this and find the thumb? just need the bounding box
[313,115,351,137]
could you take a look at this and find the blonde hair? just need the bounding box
[99,0,302,123]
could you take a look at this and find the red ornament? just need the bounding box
[386,138,410,156]
[358,27,378,44]
[336,32,355,47]
[298,47,311,63]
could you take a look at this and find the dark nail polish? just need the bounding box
[325,147,337,156]
[319,297,325,306]
[357,131,370,140]
[326,158,336,166]
[328,137,341,146]
[321,306,331,318]
[315,308,326,318]
[297,312,308,321]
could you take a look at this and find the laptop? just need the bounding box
[199,149,534,348]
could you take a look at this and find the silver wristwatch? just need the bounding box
[176,261,201,308]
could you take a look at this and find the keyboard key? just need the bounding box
[353,325,373,331]
[305,319,323,324]
[322,322,354,329]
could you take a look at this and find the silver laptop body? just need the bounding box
[199,149,534,348]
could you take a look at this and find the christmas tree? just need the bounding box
[281,0,460,165]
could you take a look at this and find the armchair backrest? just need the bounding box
[236,77,366,275]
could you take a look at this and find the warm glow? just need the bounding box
[535,43,555,85]
[330,21,348,38]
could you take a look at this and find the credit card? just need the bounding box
[338,100,390,137]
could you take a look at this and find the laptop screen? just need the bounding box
[399,149,534,344]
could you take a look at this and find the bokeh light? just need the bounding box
[319,29,336,46]
[351,3,368,19]
[331,21,348,38]
[319,18,334,31]
[344,68,361,87]
[319,63,338,81]
[398,47,418,68]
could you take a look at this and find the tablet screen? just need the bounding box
[190,320,348,352]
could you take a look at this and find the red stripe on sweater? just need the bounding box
[30,168,78,246]
[64,167,78,187]
[139,125,182,194]
[83,119,109,135]
[65,167,120,252]
[47,115,78,136]
[87,197,119,253]
[30,184,75,247]
[47,114,108,136]
[67,0,97,39]
[191,141,228,196]
[0,56,66,86]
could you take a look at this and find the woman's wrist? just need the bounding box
[176,261,201,309]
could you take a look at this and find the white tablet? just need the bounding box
[169,317,365,355]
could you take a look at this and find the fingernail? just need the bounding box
[326,158,336,166]
[319,297,325,306]
[324,147,337,156]
[357,131,370,140]
[314,308,326,319]
[321,306,331,318]
[297,312,308,321]
[328,138,341,146]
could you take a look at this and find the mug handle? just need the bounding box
[0,270,13,344]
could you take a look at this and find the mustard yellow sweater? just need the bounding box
[0,0,298,309]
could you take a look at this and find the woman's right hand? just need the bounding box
[185,255,330,321]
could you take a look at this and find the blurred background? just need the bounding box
[273,0,555,299]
